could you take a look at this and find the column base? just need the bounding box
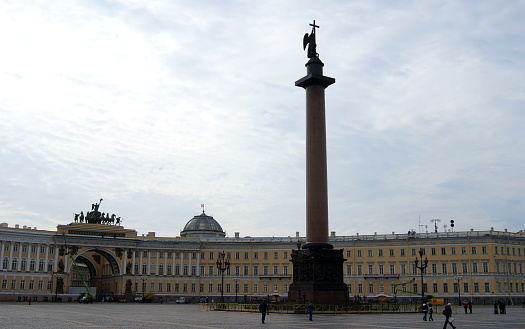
[289,247,349,304]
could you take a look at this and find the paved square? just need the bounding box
[0,303,524,328]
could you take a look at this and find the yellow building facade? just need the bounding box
[1,214,525,304]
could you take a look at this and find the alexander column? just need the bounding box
[289,21,348,304]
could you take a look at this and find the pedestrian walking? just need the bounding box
[307,301,314,321]
[422,303,428,321]
[442,303,456,329]
[259,300,268,324]
[428,303,434,321]
[28,297,31,305]
[463,300,468,313]
[494,301,499,314]
[468,300,472,314]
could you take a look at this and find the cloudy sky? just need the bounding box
[1,1,524,238]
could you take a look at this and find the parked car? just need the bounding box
[175,297,189,304]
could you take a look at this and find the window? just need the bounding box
[482,246,487,254]
[474,283,479,293]
[463,283,469,293]
[47,260,53,271]
[441,247,446,255]
[183,265,188,275]
[400,249,405,256]
[244,284,248,293]
[451,247,456,255]
[191,265,196,275]
[208,284,213,293]
[143,251,148,258]
[253,284,258,293]
[443,283,448,293]
[11,280,16,290]
[263,265,268,275]
[389,249,394,257]
[389,264,395,275]
[4,243,9,252]
[2,279,8,289]
[411,249,416,256]
[21,258,27,271]
[183,283,188,292]
[263,284,267,293]
[264,252,268,259]
[158,283,163,292]
[433,283,438,293]
[462,262,468,273]
[368,250,373,257]
[175,264,180,275]
[453,282,458,293]
[38,280,43,290]
[471,246,477,255]
[254,252,258,259]
[49,246,54,254]
[442,263,447,274]
[484,282,490,293]
[358,284,363,293]
[368,283,374,293]
[378,250,383,257]
[431,263,437,274]
[283,252,288,259]
[274,252,278,259]
[472,262,478,273]
[208,265,213,276]
[11,258,18,270]
[191,283,196,292]
[357,264,362,275]
[348,284,352,293]
[244,252,249,259]
[46,280,52,290]
[30,259,35,271]
[244,265,249,276]
[160,251,165,258]
[235,252,240,260]
[431,248,436,256]
[13,244,18,252]
[346,250,351,257]
[452,263,457,274]
[283,284,288,293]
[31,245,36,253]
[22,244,28,253]
[151,251,156,257]
[150,263,156,275]
[357,250,362,257]
[2,257,8,270]
[400,264,406,275]
[378,264,384,274]
[346,264,352,275]
[209,252,213,259]
[368,264,373,274]
[20,280,25,290]
[38,259,45,271]
[253,266,258,276]
[283,265,288,275]
[461,247,466,255]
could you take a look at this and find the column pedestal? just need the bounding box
[289,247,349,304]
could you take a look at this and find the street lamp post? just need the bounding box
[140,275,147,300]
[233,277,239,303]
[414,249,429,303]
[455,275,462,305]
[216,251,230,303]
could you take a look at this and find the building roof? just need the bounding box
[180,211,225,238]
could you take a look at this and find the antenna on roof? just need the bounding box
[201,203,205,213]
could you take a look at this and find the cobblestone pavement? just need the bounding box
[0,303,524,328]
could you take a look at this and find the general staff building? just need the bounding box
[1,210,524,304]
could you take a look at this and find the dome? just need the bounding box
[180,211,225,238]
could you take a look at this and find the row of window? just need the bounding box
[133,250,289,260]
[2,258,53,272]
[2,243,54,255]
[132,281,288,295]
[1,279,52,291]
[348,281,525,295]
[130,263,290,276]
[346,261,525,276]
[346,246,507,258]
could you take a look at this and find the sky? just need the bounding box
[1,0,524,238]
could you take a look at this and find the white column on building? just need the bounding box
[0,241,4,269]
[147,250,151,275]
[123,250,127,275]
[156,249,159,275]
[17,242,23,271]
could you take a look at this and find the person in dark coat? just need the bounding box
[307,302,314,321]
[494,301,499,314]
[468,300,472,313]
[428,303,434,321]
[259,300,268,324]
[422,303,429,321]
[442,303,456,329]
